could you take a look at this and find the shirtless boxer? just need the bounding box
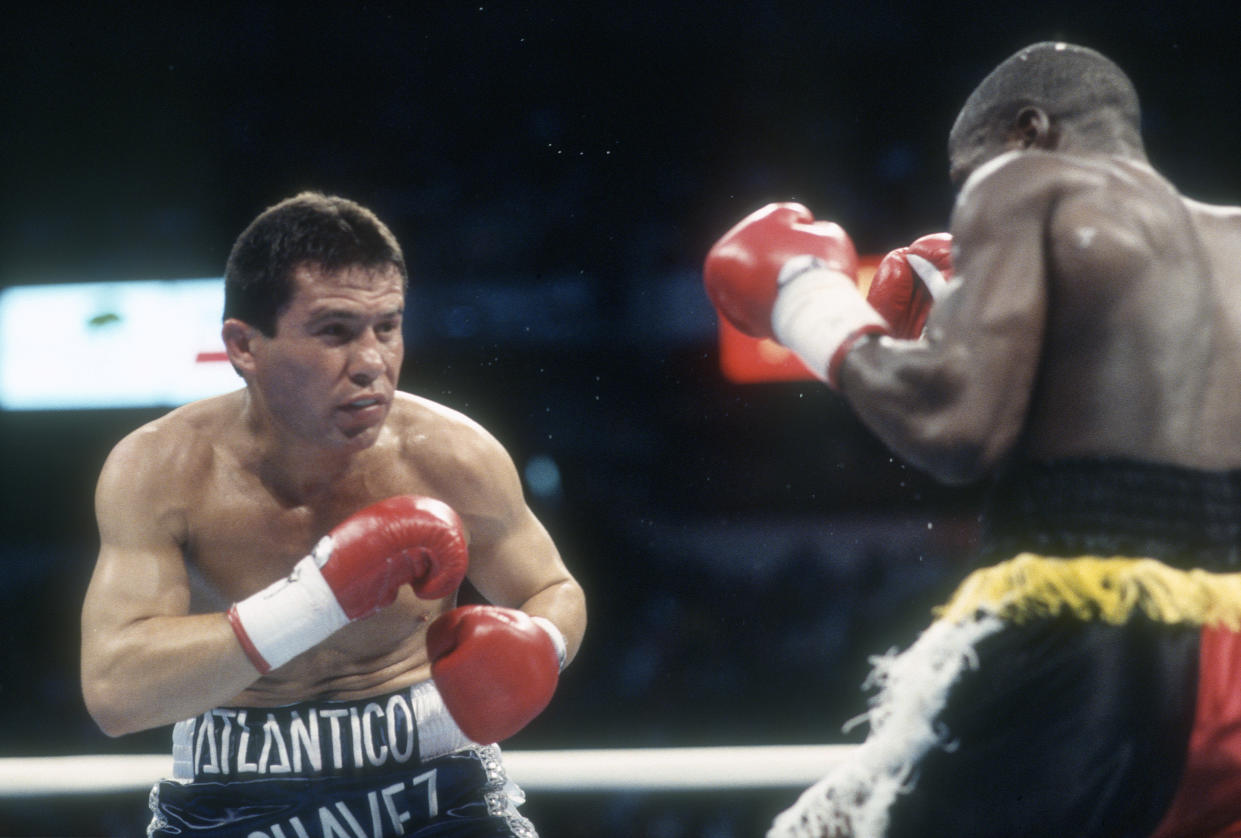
[80,192,586,837]
[705,43,1241,837]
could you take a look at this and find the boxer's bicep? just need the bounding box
[83,436,192,671]
[450,433,585,660]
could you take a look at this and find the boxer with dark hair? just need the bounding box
[706,42,1241,838]
[82,192,586,837]
[223,192,409,336]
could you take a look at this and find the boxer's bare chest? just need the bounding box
[181,447,426,608]
[181,444,456,701]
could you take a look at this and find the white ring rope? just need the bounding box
[0,745,853,797]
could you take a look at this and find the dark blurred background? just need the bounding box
[3,2,1240,835]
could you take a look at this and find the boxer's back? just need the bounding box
[1022,157,1241,469]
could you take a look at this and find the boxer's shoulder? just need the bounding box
[100,393,242,507]
[955,151,1108,226]
[94,401,246,568]
[382,392,524,532]
[386,392,513,477]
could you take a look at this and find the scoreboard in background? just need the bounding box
[0,257,889,409]
[0,279,238,410]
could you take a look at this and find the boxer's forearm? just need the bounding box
[513,578,587,665]
[82,612,260,737]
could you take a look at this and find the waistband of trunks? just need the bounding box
[981,457,1241,569]
[170,679,476,782]
[936,554,1241,628]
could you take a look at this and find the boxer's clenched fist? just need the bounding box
[867,233,955,339]
[428,605,566,743]
[704,202,890,387]
[228,495,468,674]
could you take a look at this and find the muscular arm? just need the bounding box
[81,432,259,736]
[450,429,586,665]
[469,505,586,663]
[836,153,1064,483]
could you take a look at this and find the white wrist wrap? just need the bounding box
[230,540,351,672]
[531,616,569,671]
[772,257,890,385]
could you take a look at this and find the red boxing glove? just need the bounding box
[428,605,566,744]
[703,202,860,339]
[229,495,469,674]
[866,233,954,339]
[704,202,890,387]
[319,495,468,616]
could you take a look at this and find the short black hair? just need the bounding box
[223,192,408,336]
[949,42,1143,161]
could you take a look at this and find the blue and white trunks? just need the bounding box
[147,680,536,837]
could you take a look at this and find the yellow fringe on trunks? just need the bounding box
[936,554,1241,630]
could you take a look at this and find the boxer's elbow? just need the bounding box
[917,442,994,485]
[82,670,146,737]
[850,346,1006,483]
[891,412,1011,486]
[83,687,128,738]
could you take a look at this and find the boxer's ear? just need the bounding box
[1010,106,1056,150]
[222,319,258,379]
